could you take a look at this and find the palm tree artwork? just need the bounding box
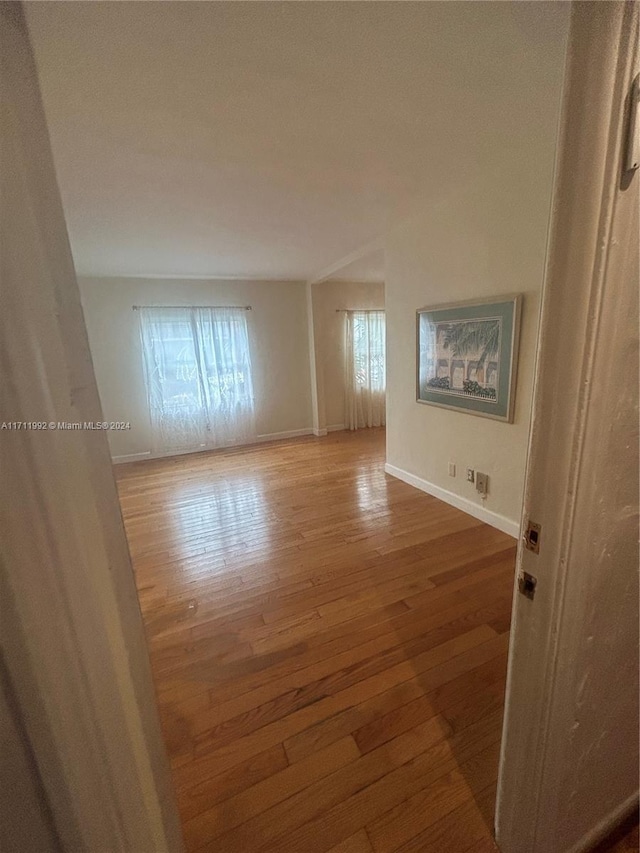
[426,318,500,400]
[418,296,520,421]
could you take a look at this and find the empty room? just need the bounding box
[2,2,638,853]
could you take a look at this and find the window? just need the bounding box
[345,310,386,430]
[139,306,255,452]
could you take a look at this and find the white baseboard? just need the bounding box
[313,428,328,437]
[384,462,519,539]
[255,428,313,443]
[567,791,639,853]
[327,424,346,433]
[112,445,210,464]
[112,428,315,464]
[112,451,152,464]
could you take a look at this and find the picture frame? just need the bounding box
[416,294,522,423]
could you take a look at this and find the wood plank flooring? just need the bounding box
[116,429,517,852]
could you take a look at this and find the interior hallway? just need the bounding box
[116,429,517,852]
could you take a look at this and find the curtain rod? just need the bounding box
[132,305,251,311]
[335,308,385,313]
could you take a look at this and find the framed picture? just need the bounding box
[416,294,522,422]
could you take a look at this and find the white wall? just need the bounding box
[79,277,312,460]
[312,280,385,430]
[384,10,569,534]
[384,177,543,534]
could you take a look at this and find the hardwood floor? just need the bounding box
[116,428,517,852]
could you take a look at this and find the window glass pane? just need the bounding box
[139,306,256,450]
[149,318,201,412]
[352,311,385,389]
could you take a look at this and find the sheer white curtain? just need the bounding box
[344,310,386,430]
[139,306,256,453]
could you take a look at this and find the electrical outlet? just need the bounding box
[448,462,456,478]
[466,468,475,483]
[476,472,489,496]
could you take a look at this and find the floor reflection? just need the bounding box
[166,474,272,576]
[354,464,389,511]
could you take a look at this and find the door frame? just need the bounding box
[496,3,639,851]
[1,4,183,850]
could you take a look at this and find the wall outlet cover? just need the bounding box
[466,468,475,483]
[476,472,489,495]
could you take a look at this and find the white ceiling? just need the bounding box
[326,249,385,284]
[26,2,568,281]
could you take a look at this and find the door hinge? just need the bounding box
[624,73,639,174]
[524,520,541,554]
[518,571,537,601]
